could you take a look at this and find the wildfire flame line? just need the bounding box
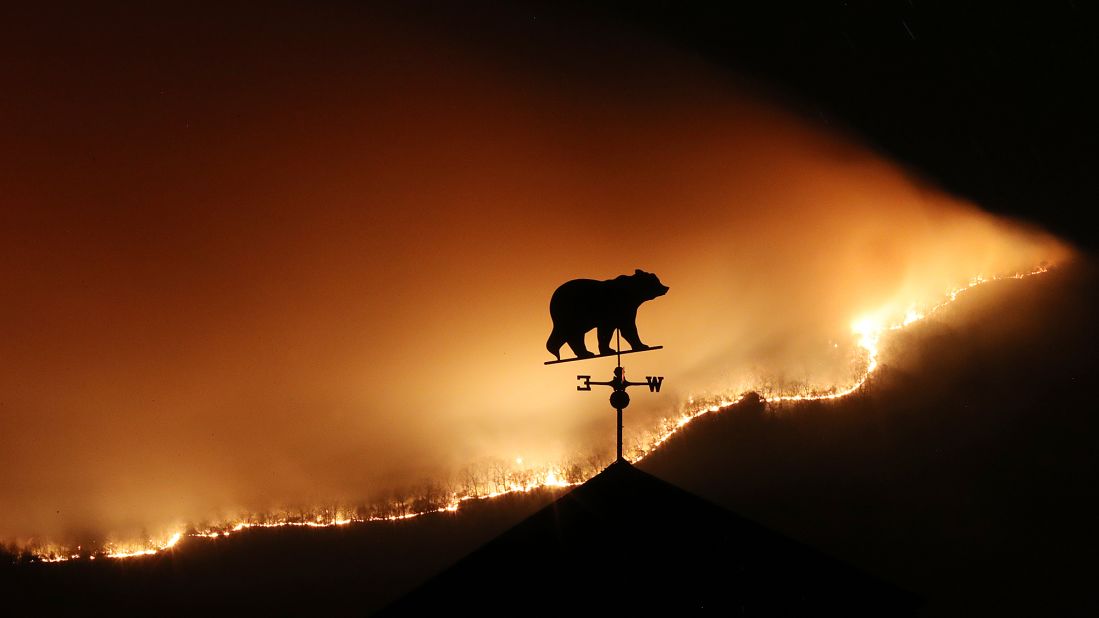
[23,266,1050,563]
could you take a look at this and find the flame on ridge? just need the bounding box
[20,266,1050,564]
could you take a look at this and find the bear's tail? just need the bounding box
[546,330,563,360]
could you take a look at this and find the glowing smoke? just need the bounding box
[0,3,1070,549]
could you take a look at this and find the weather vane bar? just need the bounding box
[543,345,663,365]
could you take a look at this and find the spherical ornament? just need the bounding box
[609,390,630,409]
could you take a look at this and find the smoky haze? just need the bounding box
[0,2,1068,544]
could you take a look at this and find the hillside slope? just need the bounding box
[0,488,565,614]
[640,262,1098,616]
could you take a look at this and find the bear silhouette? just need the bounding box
[546,269,669,360]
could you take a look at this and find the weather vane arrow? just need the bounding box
[576,372,664,394]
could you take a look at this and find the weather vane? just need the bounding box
[544,269,668,462]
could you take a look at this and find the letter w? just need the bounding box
[645,376,664,393]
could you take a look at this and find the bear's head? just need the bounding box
[631,269,669,301]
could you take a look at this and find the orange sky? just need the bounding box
[0,2,1069,544]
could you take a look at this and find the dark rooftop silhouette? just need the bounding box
[385,460,917,615]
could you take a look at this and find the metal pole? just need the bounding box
[616,406,623,462]
[616,329,622,461]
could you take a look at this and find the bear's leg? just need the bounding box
[566,334,594,358]
[620,319,649,351]
[546,328,566,360]
[597,324,616,356]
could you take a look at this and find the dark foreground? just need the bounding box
[388,459,915,615]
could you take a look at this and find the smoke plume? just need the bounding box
[0,2,1068,545]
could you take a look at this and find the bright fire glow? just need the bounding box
[14,266,1050,564]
